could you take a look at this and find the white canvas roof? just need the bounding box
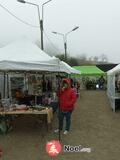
[0,38,55,62]
[107,64,120,75]
[60,61,81,74]
[0,39,80,74]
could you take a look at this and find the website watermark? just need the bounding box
[64,145,91,153]
[45,140,92,158]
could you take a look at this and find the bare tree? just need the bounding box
[99,54,108,62]
[78,53,87,61]
[93,56,99,62]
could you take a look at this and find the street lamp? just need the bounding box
[52,26,79,62]
[17,0,52,50]
[42,0,52,21]
[17,0,26,3]
[41,0,52,50]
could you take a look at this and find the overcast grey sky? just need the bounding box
[0,0,120,63]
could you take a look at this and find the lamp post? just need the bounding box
[52,26,79,62]
[41,0,52,50]
[17,0,52,50]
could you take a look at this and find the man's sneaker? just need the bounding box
[54,129,60,133]
[63,130,69,135]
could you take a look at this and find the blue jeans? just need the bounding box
[58,110,73,131]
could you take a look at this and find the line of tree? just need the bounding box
[56,53,109,66]
[35,41,109,66]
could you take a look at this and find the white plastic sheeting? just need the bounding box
[0,60,59,72]
[107,64,120,76]
[0,60,81,74]
[60,61,80,75]
[0,38,52,62]
[107,64,119,111]
[0,39,80,74]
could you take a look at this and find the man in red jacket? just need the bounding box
[55,78,77,135]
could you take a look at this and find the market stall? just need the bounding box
[107,64,120,112]
[0,38,80,134]
[73,65,105,90]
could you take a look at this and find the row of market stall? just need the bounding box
[0,38,120,134]
[73,64,120,112]
[0,39,80,134]
[73,65,106,90]
[0,39,80,98]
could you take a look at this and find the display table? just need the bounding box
[0,107,53,134]
[0,107,53,123]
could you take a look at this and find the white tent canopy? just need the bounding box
[107,64,120,75]
[0,38,80,74]
[107,64,120,111]
[60,61,80,75]
[0,38,54,62]
[0,60,59,72]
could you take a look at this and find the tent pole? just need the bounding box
[58,73,61,141]
[3,72,6,99]
[7,74,9,98]
[42,74,45,92]
[24,72,27,91]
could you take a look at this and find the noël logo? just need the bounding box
[45,140,62,157]
[64,145,82,152]
[64,145,91,153]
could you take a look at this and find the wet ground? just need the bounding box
[1,90,120,160]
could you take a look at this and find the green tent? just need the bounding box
[73,65,105,76]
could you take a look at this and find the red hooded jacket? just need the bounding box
[58,78,77,111]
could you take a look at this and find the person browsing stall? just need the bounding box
[54,78,77,135]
